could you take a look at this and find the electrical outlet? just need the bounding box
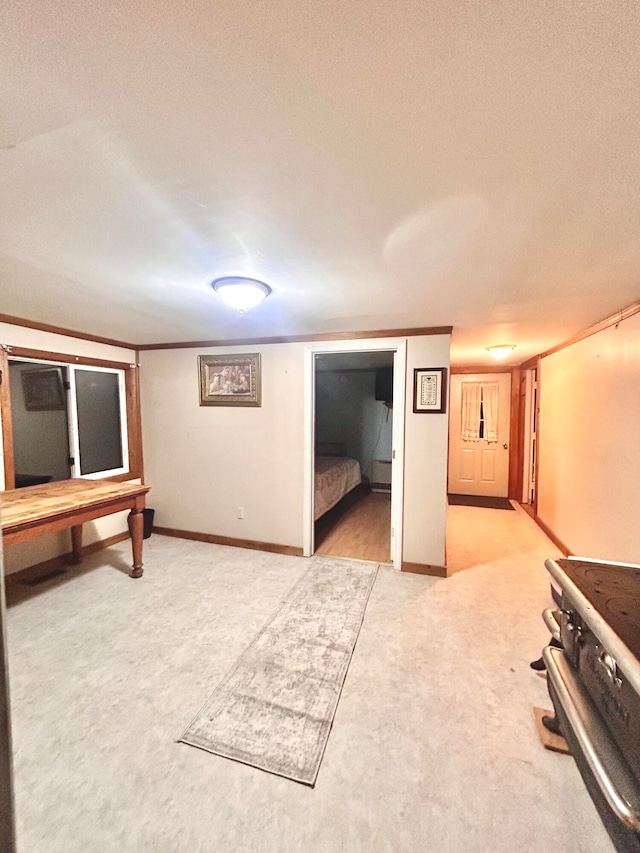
[237,507,244,519]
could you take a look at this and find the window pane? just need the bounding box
[75,370,123,474]
[9,362,71,486]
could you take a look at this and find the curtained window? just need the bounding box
[461,382,499,442]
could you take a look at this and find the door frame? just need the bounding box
[447,370,512,498]
[303,338,407,570]
[519,359,541,513]
[450,365,528,501]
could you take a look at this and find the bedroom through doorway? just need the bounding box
[312,350,394,564]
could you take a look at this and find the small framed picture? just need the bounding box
[413,367,447,414]
[198,353,261,407]
[21,367,66,411]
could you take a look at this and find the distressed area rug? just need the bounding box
[179,558,378,785]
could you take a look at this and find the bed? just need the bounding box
[314,443,362,520]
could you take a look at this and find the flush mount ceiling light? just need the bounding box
[211,276,271,313]
[485,344,516,360]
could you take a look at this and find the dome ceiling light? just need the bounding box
[211,276,272,313]
[485,344,516,360]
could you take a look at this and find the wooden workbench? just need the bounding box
[0,479,151,578]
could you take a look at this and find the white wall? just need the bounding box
[0,323,137,574]
[537,311,640,563]
[403,336,450,566]
[140,343,306,547]
[0,324,134,365]
[140,334,450,568]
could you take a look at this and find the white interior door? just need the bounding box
[448,373,511,497]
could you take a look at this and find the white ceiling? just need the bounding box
[1,1,639,365]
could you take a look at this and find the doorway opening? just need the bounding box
[313,351,393,563]
[303,339,407,569]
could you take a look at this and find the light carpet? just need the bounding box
[6,529,615,852]
[179,557,378,785]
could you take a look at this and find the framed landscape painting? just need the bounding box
[198,353,261,407]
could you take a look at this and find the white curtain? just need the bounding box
[461,381,499,442]
[461,382,482,441]
[482,382,499,443]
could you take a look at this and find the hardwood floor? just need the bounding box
[315,487,391,563]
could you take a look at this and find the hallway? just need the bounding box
[313,493,553,576]
[446,501,556,575]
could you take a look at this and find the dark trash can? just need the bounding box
[142,508,155,539]
[128,508,155,540]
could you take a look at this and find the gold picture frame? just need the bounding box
[198,353,261,407]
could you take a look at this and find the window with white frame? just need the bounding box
[8,357,130,486]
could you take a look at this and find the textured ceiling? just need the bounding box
[1,1,639,364]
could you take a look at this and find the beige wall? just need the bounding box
[537,311,640,563]
[403,336,450,565]
[0,323,137,574]
[140,334,450,567]
[140,343,306,547]
[0,324,134,365]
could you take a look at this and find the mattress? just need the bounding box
[314,455,362,520]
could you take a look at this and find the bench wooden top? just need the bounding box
[1,479,150,531]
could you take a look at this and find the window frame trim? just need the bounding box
[67,363,130,479]
[0,345,143,490]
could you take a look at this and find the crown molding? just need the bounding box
[0,314,452,352]
[521,299,640,365]
[135,326,453,351]
[0,313,136,351]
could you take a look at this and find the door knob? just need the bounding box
[503,443,508,449]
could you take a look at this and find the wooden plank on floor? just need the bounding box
[533,707,570,754]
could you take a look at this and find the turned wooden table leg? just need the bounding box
[70,525,83,565]
[129,505,144,578]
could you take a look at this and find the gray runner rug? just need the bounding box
[179,557,378,785]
